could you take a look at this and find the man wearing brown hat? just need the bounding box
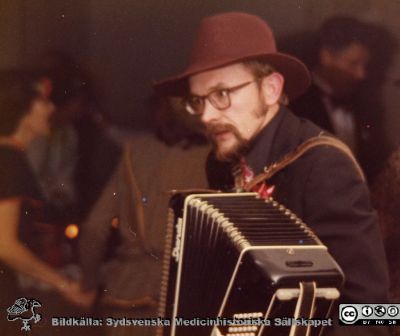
[155,12,389,336]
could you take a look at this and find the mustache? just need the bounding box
[206,123,250,162]
[206,123,242,139]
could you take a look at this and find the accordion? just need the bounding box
[158,193,344,336]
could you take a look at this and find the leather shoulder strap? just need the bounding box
[245,134,365,191]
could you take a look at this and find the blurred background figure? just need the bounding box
[22,52,123,286]
[79,94,209,335]
[371,148,400,336]
[290,16,395,184]
[0,69,94,334]
[371,148,400,300]
[27,51,122,227]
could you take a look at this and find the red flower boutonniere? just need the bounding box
[252,182,275,199]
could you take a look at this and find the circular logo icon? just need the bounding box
[340,306,358,324]
[387,306,399,317]
[375,305,386,317]
[362,305,373,317]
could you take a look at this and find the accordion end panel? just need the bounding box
[158,193,344,336]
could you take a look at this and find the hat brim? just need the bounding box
[153,52,311,100]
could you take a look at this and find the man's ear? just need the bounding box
[260,72,284,105]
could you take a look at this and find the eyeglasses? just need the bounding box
[185,79,258,116]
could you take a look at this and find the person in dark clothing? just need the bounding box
[0,70,94,333]
[154,12,390,336]
[27,52,122,225]
[371,148,400,336]
[372,148,400,301]
[290,16,390,183]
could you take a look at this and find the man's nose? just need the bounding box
[200,100,221,125]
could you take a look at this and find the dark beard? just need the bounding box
[206,123,250,162]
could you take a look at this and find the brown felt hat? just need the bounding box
[154,12,311,100]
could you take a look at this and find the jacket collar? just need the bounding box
[268,106,305,165]
[246,105,306,172]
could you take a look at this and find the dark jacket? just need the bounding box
[290,82,334,133]
[290,82,390,184]
[207,107,390,336]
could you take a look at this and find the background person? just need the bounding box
[79,95,209,335]
[290,16,392,183]
[371,148,400,302]
[0,70,94,334]
[27,51,122,226]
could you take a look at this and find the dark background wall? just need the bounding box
[1,0,400,146]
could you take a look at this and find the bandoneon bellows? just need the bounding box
[158,193,344,336]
